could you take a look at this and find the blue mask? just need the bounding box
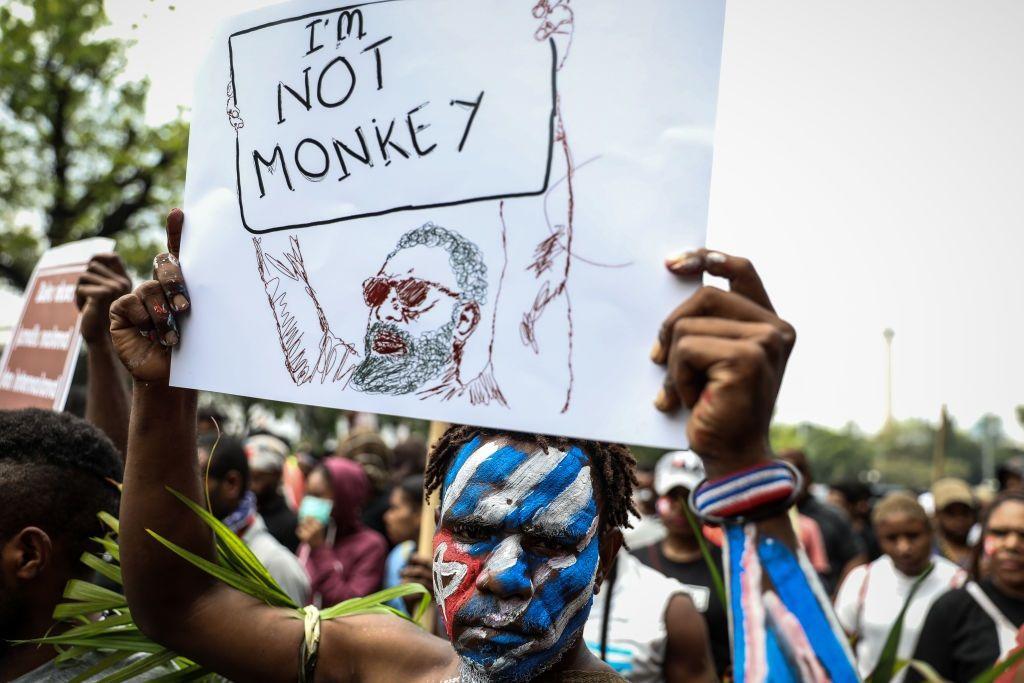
[298,495,333,525]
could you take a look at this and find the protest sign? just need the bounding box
[175,0,726,449]
[0,238,114,411]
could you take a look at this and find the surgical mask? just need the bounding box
[298,495,333,525]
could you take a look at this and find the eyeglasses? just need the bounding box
[362,276,460,309]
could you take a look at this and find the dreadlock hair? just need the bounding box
[424,425,639,535]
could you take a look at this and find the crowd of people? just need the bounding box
[2,223,1023,682]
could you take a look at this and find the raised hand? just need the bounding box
[76,253,133,345]
[109,209,190,383]
[652,249,795,479]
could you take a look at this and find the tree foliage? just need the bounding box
[0,0,187,289]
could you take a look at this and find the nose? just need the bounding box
[895,537,912,556]
[375,289,405,323]
[475,535,534,601]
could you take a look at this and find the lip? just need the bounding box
[456,624,532,644]
[372,330,407,355]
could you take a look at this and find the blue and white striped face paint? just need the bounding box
[433,436,601,682]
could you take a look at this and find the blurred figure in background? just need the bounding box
[834,492,964,681]
[932,477,978,570]
[246,433,300,552]
[780,449,866,594]
[910,492,1024,681]
[391,434,427,483]
[831,480,882,561]
[623,463,666,549]
[337,430,393,538]
[298,457,387,605]
[635,451,730,679]
[382,475,424,615]
[198,436,309,605]
[196,405,228,441]
[583,549,716,682]
[998,458,1024,493]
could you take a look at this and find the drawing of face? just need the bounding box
[433,436,601,682]
[351,223,486,395]
[532,0,574,68]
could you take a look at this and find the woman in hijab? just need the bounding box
[297,456,388,605]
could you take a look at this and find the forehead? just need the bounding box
[876,513,927,532]
[441,437,598,533]
[382,244,457,290]
[989,501,1024,528]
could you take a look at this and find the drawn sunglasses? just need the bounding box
[362,276,460,309]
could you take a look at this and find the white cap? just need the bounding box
[654,451,705,496]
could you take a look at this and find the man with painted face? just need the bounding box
[107,211,815,681]
[254,221,506,405]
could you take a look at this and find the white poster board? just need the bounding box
[174,0,726,449]
[0,238,114,411]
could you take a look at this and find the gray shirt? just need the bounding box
[242,513,310,606]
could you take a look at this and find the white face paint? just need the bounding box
[433,438,604,682]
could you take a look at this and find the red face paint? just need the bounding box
[432,527,486,637]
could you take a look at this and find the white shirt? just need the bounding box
[834,554,965,681]
[583,550,692,683]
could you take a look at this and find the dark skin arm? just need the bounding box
[111,211,454,682]
[76,253,132,457]
[664,593,718,683]
[653,248,799,548]
[110,210,792,680]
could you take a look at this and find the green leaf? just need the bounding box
[970,643,1024,683]
[61,612,136,639]
[95,650,176,683]
[81,551,123,585]
[69,650,132,683]
[867,563,935,683]
[98,511,120,536]
[146,529,301,609]
[906,659,947,683]
[319,583,430,621]
[163,487,296,608]
[64,579,125,605]
[682,503,727,607]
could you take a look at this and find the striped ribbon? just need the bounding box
[693,461,797,521]
[725,523,859,683]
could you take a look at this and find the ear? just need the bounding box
[4,527,54,581]
[453,302,481,341]
[593,527,623,595]
[224,470,245,499]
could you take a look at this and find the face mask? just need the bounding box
[298,495,333,525]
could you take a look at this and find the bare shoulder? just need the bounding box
[317,613,458,683]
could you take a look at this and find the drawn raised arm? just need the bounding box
[252,235,359,385]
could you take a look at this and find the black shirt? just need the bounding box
[258,491,299,553]
[635,542,730,679]
[909,580,1024,683]
[799,496,865,594]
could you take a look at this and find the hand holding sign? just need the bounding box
[652,249,796,480]
[109,210,190,383]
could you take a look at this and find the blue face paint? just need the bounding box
[433,438,602,682]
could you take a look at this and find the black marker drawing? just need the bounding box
[253,222,507,407]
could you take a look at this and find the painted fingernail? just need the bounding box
[666,252,703,273]
[650,340,663,362]
[172,294,190,312]
[706,251,727,265]
[654,388,672,412]
[162,330,179,346]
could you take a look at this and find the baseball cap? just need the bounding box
[654,451,705,496]
[932,477,975,511]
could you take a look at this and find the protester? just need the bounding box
[0,409,170,681]
[297,457,388,605]
[337,430,394,538]
[107,214,823,681]
[932,477,978,569]
[246,432,300,552]
[198,435,310,605]
[830,480,882,561]
[634,451,730,678]
[780,448,867,594]
[583,549,716,682]
[998,458,1024,493]
[382,474,424,614]
[391,434,428,483]
[74,253,132,457]
[834,492,964,681]
[909,491,1024,681]
[623,464,666,549]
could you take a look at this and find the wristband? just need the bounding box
[689,460,801,524]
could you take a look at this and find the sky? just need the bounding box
[19,0,1024,440]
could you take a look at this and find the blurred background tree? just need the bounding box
[0,0,187,289]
